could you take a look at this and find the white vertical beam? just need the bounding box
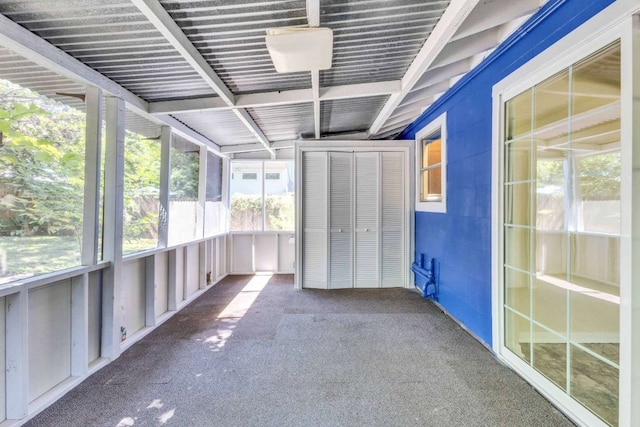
[197,147,207,287]
[197,145,207,239]
[71,273,89,376]
[145,256,157,327]
[81,87,103,266]
[101,96,125,360]
[167,249,178,311]
[312,70,321,139]
[620,13,640,427]
[369,0,480,135]
[158,126,172,248]
[5,290,28,419]
[199,242,207,290]
[308,0,321,139]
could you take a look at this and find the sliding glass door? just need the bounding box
[503,41,621,426]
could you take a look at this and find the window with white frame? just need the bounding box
[230,160,294,231]
[416,113,446,213]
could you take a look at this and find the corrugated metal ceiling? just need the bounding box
[0,0,542,151]
[0,0,216,101]
[160,0,311,94]
[171,109,258,146]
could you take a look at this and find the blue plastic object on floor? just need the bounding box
[412,253,438,301]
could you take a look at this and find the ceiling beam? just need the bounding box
[0,12,225,157]
[130,0,275,156]
[148,80,401,115]
[450,0,540,42]
[221,140,297,154]
[368,0,481,136]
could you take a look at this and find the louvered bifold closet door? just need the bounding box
[381,152,406,287]
[302,152,328,289]
[355,152,380,288]
[329,152,353,289]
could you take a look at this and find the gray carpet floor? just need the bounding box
[26,274,573,427]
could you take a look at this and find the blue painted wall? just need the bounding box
[400,0,615,346]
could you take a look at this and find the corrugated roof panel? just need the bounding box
[320,0,450,87]
[0,46,87,111]
[159,0,312,94]
[0,0,216,101]
[246,103,315,141]
[321,94,388,134]
[171,110,258,146]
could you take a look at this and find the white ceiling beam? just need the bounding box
[410,59,471,93]
[429,27,500,70]
[450,0,541,41]
[129,0,234,105]
[148,80,401,115]
[155,114,226,158]
[0,12,225,156]
[400,80,451,109]
[221,140,297,154]
[130,0,275,156]
[320,80,401,100]
[368,0,481,136]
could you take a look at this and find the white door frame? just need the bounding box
[295,140,414,291]
[491,1,640,426]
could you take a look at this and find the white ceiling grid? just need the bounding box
[0,0,546,153]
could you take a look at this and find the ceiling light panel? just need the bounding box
[159,0,312,94]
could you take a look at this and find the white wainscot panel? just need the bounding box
[155,252,169,316]
[175,247,185,302]
[122,260,146,337]
[255,234,277,272]
[185,244,200,297]
[232,234,253,273]
[278,234,295,273]
[28,281,71,402]
[87,271,102,364]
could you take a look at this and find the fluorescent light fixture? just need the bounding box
[265,27,333,73]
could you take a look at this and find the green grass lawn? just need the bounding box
[0,235,158,284]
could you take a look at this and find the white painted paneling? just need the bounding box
[355,152,380,288]
[185,244,200,297]
[87,271,101,364]
[232,234,253,273]
[381,152,406,287]
[122,260,146,336]
[175,247,185,302]
[155,252,169,316]
[329,152,353,289]
[0,296,5,422]
[255,234,277,272]
[215,237,223,279]
[28,281,71,402]
[278,233,296,272]
[302,151,328,288]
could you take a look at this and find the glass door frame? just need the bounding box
[491,2,640,426]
